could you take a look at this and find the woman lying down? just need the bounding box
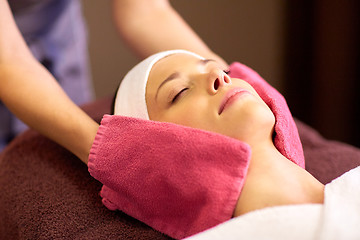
[88,50,360,239]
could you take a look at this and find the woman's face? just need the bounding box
[146,53,275,144]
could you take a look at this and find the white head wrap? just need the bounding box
[114,49,205,120]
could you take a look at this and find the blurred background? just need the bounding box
[82,0,360,147]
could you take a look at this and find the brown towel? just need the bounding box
[297,120,360,184]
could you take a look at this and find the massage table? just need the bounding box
[1,96,359,239]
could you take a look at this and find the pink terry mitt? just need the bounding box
[228,62,304,168]
[88,116,251,239]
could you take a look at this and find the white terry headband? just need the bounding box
[114,49,205,120]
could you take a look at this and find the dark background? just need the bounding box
[83,0,360,147]
[284,1,360,147]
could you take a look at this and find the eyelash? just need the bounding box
[170,70,229,104]
[172,88,188,103]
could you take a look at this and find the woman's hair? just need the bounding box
[110,84,120,115]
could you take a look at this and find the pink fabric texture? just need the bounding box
[88,62,304,239]
[228,62,305,168]
[88,116,251,239]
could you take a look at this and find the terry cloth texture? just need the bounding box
[88,62,304,239]
[228,62,304,168]
[89,116,250,239]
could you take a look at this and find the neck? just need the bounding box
[234,139,324,216]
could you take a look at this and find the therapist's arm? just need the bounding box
[112,0,228,69]
[0,0,98,164]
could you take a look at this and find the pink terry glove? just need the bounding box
[228,62,304,168]
[88,116,251,239]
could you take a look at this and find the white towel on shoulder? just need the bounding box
[185,166,360,240]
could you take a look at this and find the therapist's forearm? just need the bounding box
[0,0,32,62]
[0,63,99,164]
[0,0,98,164]
[112,0,228,69]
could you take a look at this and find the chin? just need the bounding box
[225,103,276,143]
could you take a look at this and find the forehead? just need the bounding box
[148,53,200,87]
[156,53,200,70]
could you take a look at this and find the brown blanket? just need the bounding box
[0,97,359,239]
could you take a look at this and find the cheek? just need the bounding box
[164,105,205,127]
[160,98,216,130]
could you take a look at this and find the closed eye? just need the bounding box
[172,88,188,103]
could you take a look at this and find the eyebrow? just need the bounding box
[155,72,181,100]
[200,59,215,65]
[155,58,215,100]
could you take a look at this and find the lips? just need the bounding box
[218,88,250,115]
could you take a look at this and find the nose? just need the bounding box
[207,69,231,94]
